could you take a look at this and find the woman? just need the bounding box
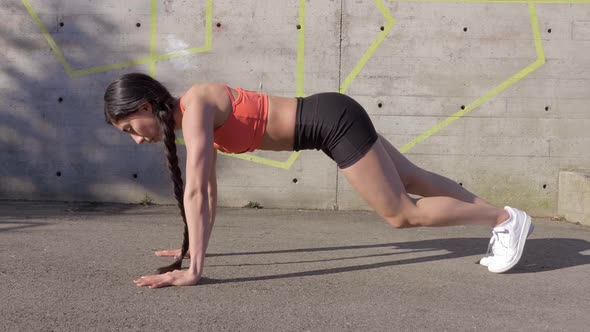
[104,73,533,288]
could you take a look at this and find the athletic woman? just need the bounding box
[103,73,533,288]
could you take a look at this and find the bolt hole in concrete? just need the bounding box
[58,97,63,103]
[548,28,552,33]
[545,106,550,111]
[59,22,64,27]
[380,26,384,31]
[461,105,465,110]
[133,173,138,179]
[216,22,221,28]
[463,27,468,32]
[292,178,298,184]
[459,182,463,186]
[543,184,547,189]
[56,171,61,177]
[296,24,301,30]
[378,102,383,108]
[136,22,141,27]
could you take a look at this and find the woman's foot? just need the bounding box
[480,207,533,273]
[480,222,534,267]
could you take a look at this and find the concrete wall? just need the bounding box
[1,0,589,216]
[558,170,590,225]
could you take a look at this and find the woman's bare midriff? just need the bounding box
[210,86,297,152]
[259,95,297,151]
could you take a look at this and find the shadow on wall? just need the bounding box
[0,1,172,204]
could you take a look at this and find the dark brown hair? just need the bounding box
[103,72,188,274]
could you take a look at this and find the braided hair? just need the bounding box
[103,73,188,274]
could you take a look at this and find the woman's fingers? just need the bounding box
[133,274,169,287]
[149,281,170,289]
[154,249,181,257]
[133,270,199,288]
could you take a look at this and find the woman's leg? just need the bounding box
[377,134,496,209]
[339,136,510,228]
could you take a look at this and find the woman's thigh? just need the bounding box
[339,137,416,218]
[377,134,428,191]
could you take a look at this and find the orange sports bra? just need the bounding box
[179,86,268,154]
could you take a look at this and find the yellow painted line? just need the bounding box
[399,2,546,153]
[23,0,214,77]
[340,0,396,94]
[154,0,213,61]
[205,0,213,50]
[175,138,302,169]
[71,57,154,77]
[153,45,212,61]
[296,0,306,97]
[529,1,545,62]
[219,151,302,170]
[283,151,302,169]
[21,0,74,76]
[377,0,395,22]
[207,0,395,169]
[23,0,287,170]
[179,0,303,169]
[228,0,305,168]
[388,0,590,3]
[149,0,157,78]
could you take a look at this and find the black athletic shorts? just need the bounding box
[293,92,378,169]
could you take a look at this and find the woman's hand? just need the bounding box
[154,249,189,258]
[133,270,200,288]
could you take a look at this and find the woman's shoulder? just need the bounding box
[180,83,232,109]
[180,83,236,124]
[183,83,230,98]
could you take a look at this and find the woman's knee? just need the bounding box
[380,204,430,229]
[380,207,419,228]
[383,214,413,228]
[403,168,431,195]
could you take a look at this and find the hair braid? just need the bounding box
[154,99,190,274]
[103,73,191,274]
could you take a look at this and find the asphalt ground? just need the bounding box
[1,201,589,331]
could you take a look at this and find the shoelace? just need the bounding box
[486,227,510,256]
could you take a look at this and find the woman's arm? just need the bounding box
[181,92,216,280]
[134,87,216,288]
[152,148,217,259]
[207,149,217,244]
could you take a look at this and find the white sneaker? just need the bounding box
[484,206,532,273]
[480,222,534,267]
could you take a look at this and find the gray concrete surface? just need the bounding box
[2,1,590,216]
[558,170,590,226]
[1,201,589,331]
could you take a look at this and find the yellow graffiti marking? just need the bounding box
[21,0,213,77]
[19,0,396,169]
[21,0,74,76]
[24,0,564,168]
[234,0,394,168]
[208,0,306,169]
[297,0,306,98]
[399,2,545,153]
[175,138,302,170]
[218,0,394,169]
[340,0,396,94]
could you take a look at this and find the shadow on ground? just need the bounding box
[198,237,590,284]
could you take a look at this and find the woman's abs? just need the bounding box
[260,95,298,151]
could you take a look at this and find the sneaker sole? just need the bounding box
[479,223,534,267]
[488,209,532,273]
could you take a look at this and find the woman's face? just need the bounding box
[113,103,162,144]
